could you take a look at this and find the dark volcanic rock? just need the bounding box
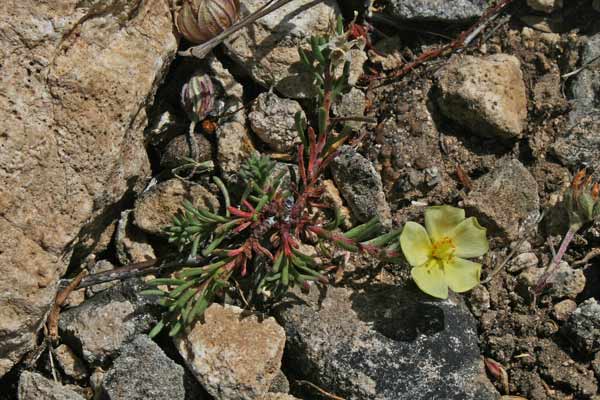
[59,279,158,365]
[274,285,499,400]
[102,335,186,400]
[561,298,600,355]
[331,146,392,227]
[570,34,600,117]
[160,133,213,171]
[18,371,84,400]
[553,33,600,173]
[385,0,487,22]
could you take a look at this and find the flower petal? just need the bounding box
[425,206,465,242]
[400,222,432,267]
[411,260,448,299]
[448,217,489,258]
[444,257,481,293]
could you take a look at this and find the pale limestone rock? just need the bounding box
[225,0,341,98]
[507,252,539,273]
[553,299,577,321]
[207,55,244,101]
[527,0,563,13]
[332,87,367,130]
[115,210,156,265]
[249,92,304,152]
[517,262,585,300]
[321,179,353,229]
[0,0,177,375]
[464,158,539,243]
[55,344,88,381]
[217,104,256,184]
[435,54,527,139]
[133,179,219,236]
[176,304,286,400]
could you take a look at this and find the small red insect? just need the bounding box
[200,118,218,135]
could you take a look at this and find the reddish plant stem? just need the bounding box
[534,226,578,295]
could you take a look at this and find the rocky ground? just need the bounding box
[1,0,600,399]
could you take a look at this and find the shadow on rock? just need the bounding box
[274,284,499,400]
[349,283,445,342]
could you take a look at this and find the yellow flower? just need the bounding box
[400,206,489,299]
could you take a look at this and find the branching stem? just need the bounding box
[533,226,578,295]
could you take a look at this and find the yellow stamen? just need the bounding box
[430,237,456,261]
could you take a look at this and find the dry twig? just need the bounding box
[372,0,516,87]
[573,247,600,266]
[179,0,306,59]
[296,380,346,400]
[74,257,206,289]
[47,270,86,343]
[482,212,544,284]
[561,54,600,79]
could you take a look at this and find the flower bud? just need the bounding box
[564,170,600,229]
[181,74,214,123]
[175,0,240,44]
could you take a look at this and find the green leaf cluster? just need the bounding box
[142,19,404,338]
[298,16,352,104]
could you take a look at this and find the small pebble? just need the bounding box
[55,344,88,381]
[526,0,563,13]
[507,252,539,273]
[552,299,577,321]
[468,286,490,317]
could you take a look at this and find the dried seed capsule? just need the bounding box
[181,74,214,123]
[564,170,600,228]
[175,0,241,44]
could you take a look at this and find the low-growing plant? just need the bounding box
[534,170,600,295]
[144,17,489,337]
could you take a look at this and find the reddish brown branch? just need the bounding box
[372,0,515,85]
[296,380,346,400]
[47,270,86,343]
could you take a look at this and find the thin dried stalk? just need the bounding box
[372,0,516,86]
[75,257,206,289]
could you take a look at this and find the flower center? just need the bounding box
[430,237,456,261]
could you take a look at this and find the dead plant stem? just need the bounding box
[534,226,578,295]
[180,0,310,59]
[372,0,515,87]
